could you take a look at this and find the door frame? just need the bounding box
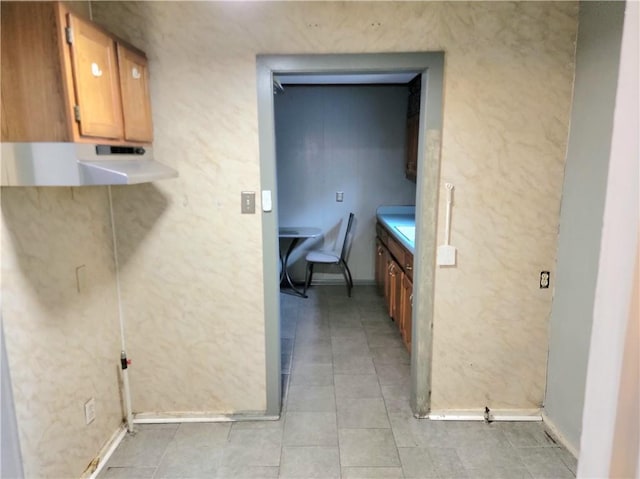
[256,53,445,417]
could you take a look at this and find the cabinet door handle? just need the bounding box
[410,294,413,306]
[91,62,103,77]
[405,265,412,271]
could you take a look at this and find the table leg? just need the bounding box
[281,237,307,298]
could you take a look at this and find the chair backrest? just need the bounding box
[339,213,355,261]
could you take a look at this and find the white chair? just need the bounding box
[303,213,355,297]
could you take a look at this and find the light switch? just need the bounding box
[262,190,272,212]
[241,191,255,214]
[336,191,344,202]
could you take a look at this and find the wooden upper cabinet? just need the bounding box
[405,75,421,182]
[405,115,419,181]
[117,44,153,143]
[0,2,153,145]
[68,13,123,140]
[1,2,70,141]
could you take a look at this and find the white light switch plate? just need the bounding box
[262,190,272,212]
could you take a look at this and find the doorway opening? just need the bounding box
[257,53,445,417]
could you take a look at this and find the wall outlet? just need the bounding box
[84,398,96,425]
[540,271,550,289]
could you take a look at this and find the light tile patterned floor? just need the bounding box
[99,285,577,478]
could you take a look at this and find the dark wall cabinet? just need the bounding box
[405,75,421,182]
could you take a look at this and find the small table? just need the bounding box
[279,226,322,297]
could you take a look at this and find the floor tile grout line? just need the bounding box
[328,297,343,478]
[278,294,302,474]
[374,301,408,479]
[335,291,402,475]
[518,447,576,479]
[149,424,180,479]
[103,287,576,479]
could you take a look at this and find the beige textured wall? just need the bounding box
[92,1,578,413]
[428,3,578,409]
[1,187,123,478]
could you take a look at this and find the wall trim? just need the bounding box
[428,408,542,422]
[307,279,376,286]
[132,412,280,423]
[84,425,127,479]
[542,412,579,459]
[257,52,445,419]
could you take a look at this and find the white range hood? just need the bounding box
[1,142,178,186]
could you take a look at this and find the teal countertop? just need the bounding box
[376,206,416,254]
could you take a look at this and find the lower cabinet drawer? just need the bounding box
[376,223,388,244]
[387,235,405,264]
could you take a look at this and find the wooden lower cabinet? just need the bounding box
[401,274,413,352]
[375,239,388,296]
[388,258,402,324]
[376,220,414,353]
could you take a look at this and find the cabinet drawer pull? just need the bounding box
[405,265,412,271]
[132,67,141,79]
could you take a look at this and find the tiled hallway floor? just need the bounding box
[100,286,577,478]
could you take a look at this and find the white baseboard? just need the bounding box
[83,425,127,479]
[81,413,279,477]
[133,411,280,423]
[541,412,579,459]
[307,278,375,286]
[428,408,542,422]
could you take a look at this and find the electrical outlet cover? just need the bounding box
[84,398,96,425]
[540,271,550,288]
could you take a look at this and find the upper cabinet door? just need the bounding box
[117,44,153,143]
[68,14,123,140]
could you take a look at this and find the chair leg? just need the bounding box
[303,262,314,295]
[341,259,353,288]
[345,262,353,289]
[279,253,284,284]
[340,261,353,297]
